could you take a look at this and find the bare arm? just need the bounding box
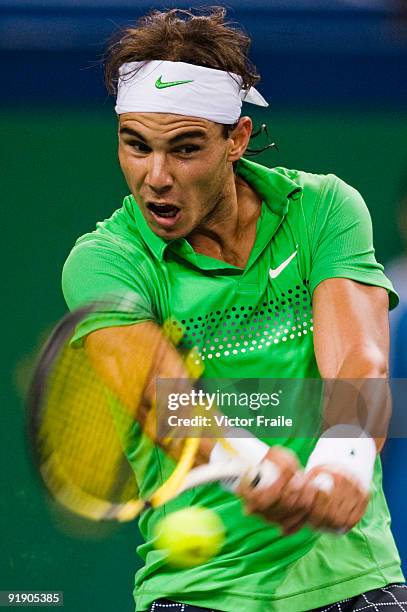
[85,322,213,462]
[242,278,392,533]
[293,278,391,532]
[313,278,389,378]
[313,278,390,451]
[85,323,301,485]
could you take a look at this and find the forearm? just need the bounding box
[85,322,215,463]
[84,323,273,470]
[326,347,389,452]
[335,348,389,451]
[335,344,388,378]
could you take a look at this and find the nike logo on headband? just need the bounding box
[155,76,194,89]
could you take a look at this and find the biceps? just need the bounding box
[312,278,390,377]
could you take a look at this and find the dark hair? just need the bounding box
[104,6,260,110]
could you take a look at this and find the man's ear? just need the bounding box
[227,116,253,162]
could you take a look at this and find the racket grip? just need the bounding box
[219,459,280,493]
[247,459,280,490]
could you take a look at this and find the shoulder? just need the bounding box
[62,196,160,311]
[72,195,147,257]
[272,166,331,190]
[272,168,371,234]
[274,166,364,207]
[238,159,351,217]
[64,195,157,277]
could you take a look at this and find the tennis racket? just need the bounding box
[27,298,273,523]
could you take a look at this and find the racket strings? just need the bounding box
[38,342,140,512]
[30,305,210,522]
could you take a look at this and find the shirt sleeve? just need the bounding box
[62,235,159,344]
[308,174,398,310]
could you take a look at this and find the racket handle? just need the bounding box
[180,458,279,494]
[180,459,247,492]
[246,459,280,490]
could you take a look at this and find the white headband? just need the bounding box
[115,60,268,123]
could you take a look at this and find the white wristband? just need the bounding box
[305,425,376,492]
[210,429,270,466]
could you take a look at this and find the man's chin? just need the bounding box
[142,208,189,240]
[147,219,190,241]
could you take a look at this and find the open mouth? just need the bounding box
[147,202,180,218]
[146,202,182,229]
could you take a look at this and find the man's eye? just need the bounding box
[175,145,200,155]
[130,141,150,153]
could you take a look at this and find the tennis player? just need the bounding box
[62,7,405,612]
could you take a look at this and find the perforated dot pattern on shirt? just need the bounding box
[174,279,312,361]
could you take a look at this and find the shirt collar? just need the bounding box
[128,157,302,262]
[236,158,302,215]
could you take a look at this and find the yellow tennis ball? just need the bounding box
[153,507,225,568]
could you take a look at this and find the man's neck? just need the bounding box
[187,175,262,269]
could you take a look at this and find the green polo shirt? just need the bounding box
[62,158,402,612]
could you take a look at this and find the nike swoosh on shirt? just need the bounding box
[269,249,298,280]
[155,76,194,89]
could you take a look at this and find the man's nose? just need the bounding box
[145,153,173,193]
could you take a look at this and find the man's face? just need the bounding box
[118,112,235,240]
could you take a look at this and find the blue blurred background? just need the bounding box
[2,1,407,610]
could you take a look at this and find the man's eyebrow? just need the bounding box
[169,131,207,145]
[119,127,206,145]
[119,127,207,145]
[119,127,146,141]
